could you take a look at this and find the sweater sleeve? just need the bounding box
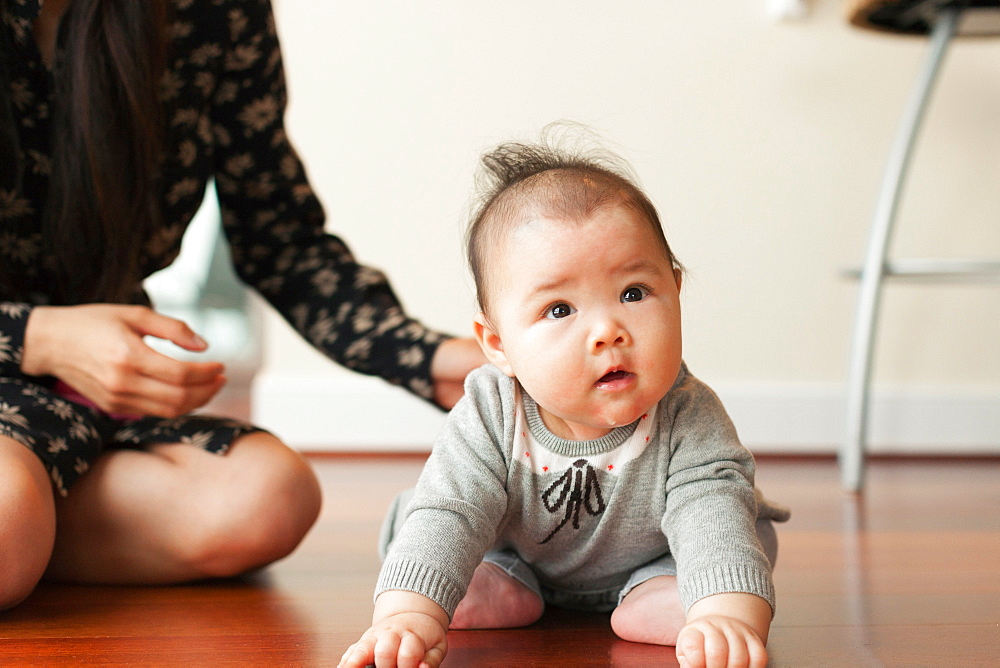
[207,0,447,402]
[661,377,777,615]
[0,302,31,378]
[375,365,516,617]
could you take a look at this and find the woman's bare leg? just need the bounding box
[45,431,322,583]
[0,436,56,610]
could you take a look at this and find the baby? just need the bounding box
[340,133,789,668]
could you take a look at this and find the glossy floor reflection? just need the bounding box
[2,456,997,666]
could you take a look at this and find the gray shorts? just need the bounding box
[483,517,778,613]
[482,548,678,613]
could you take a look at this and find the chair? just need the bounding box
[842,0,1000,491]
[144,181,262,420]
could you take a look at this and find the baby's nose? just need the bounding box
[589,317,630,351]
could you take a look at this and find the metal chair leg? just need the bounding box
[841,8,960,492]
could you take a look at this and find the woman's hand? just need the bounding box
[21,304,226,418]
[429,337,486,409]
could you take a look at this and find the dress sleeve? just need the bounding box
[661,378,777,615]
[0,302,31,378]
[207,0,447,402]
[375,366,515,617]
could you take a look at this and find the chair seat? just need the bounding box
[847,0,1000,36]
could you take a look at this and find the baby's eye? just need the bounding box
[621,286,648,303]
[545,303,576,319]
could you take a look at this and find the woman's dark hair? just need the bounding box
[467,124,683,314]
[2,0,170,303]
[0,7,19,193]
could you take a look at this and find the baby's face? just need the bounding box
[475,204,682,441]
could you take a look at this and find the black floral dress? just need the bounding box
[0,0,448,495]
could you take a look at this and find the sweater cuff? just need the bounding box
[679,562,777,617]
[375,558,465,619]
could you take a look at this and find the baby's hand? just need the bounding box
[338,612,448,668]
[675,615,767,668]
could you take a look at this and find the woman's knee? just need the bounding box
[181,432,322,577]
[0,439,56,609]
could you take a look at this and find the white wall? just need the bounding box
[253,0,1000,453]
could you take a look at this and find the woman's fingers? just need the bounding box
[24,304,227,417]
[122,306,211,352]
[98,371,226,418]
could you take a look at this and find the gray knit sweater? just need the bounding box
[376,363,788,618]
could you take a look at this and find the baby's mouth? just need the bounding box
[597,369,633,384]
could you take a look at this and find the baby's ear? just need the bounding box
[473,313,515,377]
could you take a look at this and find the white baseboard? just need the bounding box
[251,374,447,452]
[252,374,1000,455]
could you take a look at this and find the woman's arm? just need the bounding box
[0,302,32,378]
[429,338,487,409]
[206,0,464,403]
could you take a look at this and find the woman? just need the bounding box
[0,0,482,610]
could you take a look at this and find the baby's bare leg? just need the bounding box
[610,575,687,646]
[450,562,544,629]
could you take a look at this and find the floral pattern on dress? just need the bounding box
[0,0,448,492]
[1,0,446,394]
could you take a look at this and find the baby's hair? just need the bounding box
[467,123,682,314]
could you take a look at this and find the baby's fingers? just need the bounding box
[716,629,767,668]
[338,638,376,668]
[413,633,447,668]
[677,622,767,668]
[678,624,731,667]
[371,630,404,667]
[398,632,438,668]
[676,626,708,667]
[746,638,767,668]
[722,632,749,667]
[419,644,446,668]
[373,631,442,668]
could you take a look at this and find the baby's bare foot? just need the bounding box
[450,562,544,629]
[610,575,686,645]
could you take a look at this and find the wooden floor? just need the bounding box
[2,455,997,666]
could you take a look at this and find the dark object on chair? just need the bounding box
[848,0,1000,36]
